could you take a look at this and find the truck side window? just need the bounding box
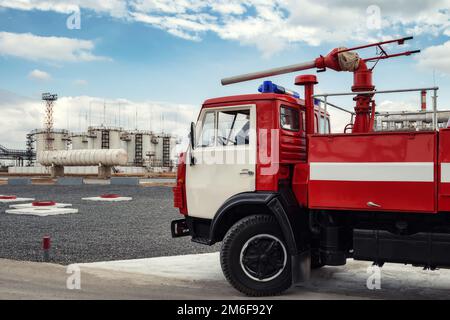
[217,110,250,146]
[198,112,216,147]
[318,116,330,133]
[280,106,299,131]
[314,114,319,132]
[300,111,305,131]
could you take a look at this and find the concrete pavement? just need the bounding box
[2,253,450,299]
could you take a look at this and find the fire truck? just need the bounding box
[171,37,446,296]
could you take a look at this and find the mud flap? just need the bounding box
[291,250,311,285]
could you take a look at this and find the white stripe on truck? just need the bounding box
[309,162,434,182]
[440,163,450,183]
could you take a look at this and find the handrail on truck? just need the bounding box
[312,86,439,133]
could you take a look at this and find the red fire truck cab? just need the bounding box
[171,38,448,296]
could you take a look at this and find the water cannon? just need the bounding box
[222,36,420,134]
[222,36,418,85]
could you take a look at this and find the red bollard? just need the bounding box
[42,236,51,262]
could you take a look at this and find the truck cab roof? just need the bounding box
[203,93,304,107]
[202,93,329,117]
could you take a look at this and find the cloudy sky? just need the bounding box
[0,0,449,149]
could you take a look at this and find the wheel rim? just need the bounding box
[239,234,287,282]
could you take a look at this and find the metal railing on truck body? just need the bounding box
[313,86,439,133]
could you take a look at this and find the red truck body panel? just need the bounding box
[438,129,450,212]
[307,131,437,213]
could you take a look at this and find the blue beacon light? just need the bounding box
[258,81,300,99]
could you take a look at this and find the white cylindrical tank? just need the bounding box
[142,133,155,165]
[126,134,136,164]
[109,130,122,149]
[125,131,155,166]
[38,149,128,166]
[154,135,164,162]
[71,135,89,150]
[89,129,102,149]
[87,126,123,150]
[34,130,69,154]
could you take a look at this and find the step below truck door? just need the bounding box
[308,131,437,213]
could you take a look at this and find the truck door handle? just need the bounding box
[240,169,254,176]
[367,201,381,208]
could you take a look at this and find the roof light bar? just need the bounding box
[258,81,300,99]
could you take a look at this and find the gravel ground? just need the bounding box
[0,185,218,265]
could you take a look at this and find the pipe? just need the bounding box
[421,90,427,111]
[221,60,316,85]
[369,100,376,130]
[377,114,449,122]
[323,96,328,133]
[351,61,375,133]
[295,75,318,135]
[433,89,438,130]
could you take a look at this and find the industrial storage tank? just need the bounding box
[87,126,123,149]
[29,126,178,170]
[38,149,128,166]
[70,134,94,150]
[126,130,157,166]
[152,134,178,167]
[143,132,157,165]
[34,129,70,154]
[109,129,122,149]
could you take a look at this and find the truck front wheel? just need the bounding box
[220,215,292,296]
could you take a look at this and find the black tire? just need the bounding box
[220,214,292,296]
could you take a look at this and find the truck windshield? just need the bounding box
[217,110,250,146]
[197,112,216,147]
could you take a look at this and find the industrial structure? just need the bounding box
[374,110,450,131]
[6,92,179,177]
[12,125,179,177]
[0,144,34,166]
[42,93,58,151]
[374,90,450,131]
[70,126,177,168]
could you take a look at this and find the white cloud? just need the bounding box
[0,0,128,17]
[1,0,448,56]
[417,41,450,74]
[0,31,110,62]
[28,69,51,81]
[0,90,197,150]
[377,100,418,112]
[0,89,43,148]
[128,0,450,56]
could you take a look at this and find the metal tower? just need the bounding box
[42,93,58,151]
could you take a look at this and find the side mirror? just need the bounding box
[189,122,196,150]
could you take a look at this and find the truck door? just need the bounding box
[186,105,257,219]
